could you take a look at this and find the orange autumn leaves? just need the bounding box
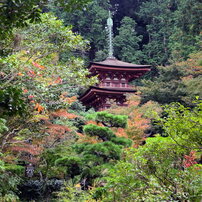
[17,62,45,78]
[32,62,46,70]
[107,94,161,147]
[10,143,42,164]
[34,103,44,113]
[51,109,78,119]
[32,62,62,85]
[32,95,76,114]
[17,60,78,114]
[176,51,202,77]
[8,109,79,164]
[125,110,149,147]
[76,94,158,147]
[113,109,149,147]
[59,92,77,105]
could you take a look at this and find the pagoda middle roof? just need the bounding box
[89,57,151,68]
[79,86,136,103]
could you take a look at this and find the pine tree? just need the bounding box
[114,17,144,63]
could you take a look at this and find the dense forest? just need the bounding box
[0,0,202,201]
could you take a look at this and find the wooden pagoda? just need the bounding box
[79,57,151,111]
[79,11,151,111]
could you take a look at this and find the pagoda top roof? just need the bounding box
[90,57,151,68]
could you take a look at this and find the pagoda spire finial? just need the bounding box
[107,11,114,58]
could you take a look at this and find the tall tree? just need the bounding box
[138,0,175,66]
[51,0,110,61]
[114,16,144,63]
[169,0,201,61]
[0,0,92,36]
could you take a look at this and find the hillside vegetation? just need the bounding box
[0,0,201,201]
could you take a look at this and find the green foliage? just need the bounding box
[17,13,88,57]
[99,136,202,201]
[73,143,90,154]
[82,141,122,163]
[1,0,201,201]
[169,0,201,61]
[55,156,82,178]
[0,118,8,134]
[138,0,173,65]
[111,137,132,147]
[51,139,123,190]
[138,0,201,65]
[14,12,96,87]
[56,182,95,202]
[138,51,202,106]
[0,158,22,201]
[0,86,27,116]
[161,100,202,150]
[85,112,97,121]
[139,65,188,104]
[0,0,43,36]
[83,124,116,141]
[0,0,92,37]
[181,76,202,105]
[48,0,201,65]
[40,140,79,179]
[1,13,97,113]
[97,101,202,201]
[79,110,131,187]
[95,111,128,128]
[53,0,92,12]
[114,16,144,63]
[53,0,109,61]
[19,179,63,201]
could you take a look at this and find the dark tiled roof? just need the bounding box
[91,57,151,68]
[79,86,136,101]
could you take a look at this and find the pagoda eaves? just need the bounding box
[89,57,151,68]
[79,57,151,111]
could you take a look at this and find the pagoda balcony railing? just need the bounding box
[98,83,135,90]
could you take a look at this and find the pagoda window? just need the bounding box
[106,82,110,86]
[121,83,126,87]
[115,83,119,87]
[106,99,111,104]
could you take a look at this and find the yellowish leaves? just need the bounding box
[75,184,81,188]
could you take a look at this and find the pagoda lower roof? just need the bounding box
[89,57,151,69]
[79,86,136,103]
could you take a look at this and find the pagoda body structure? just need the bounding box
[79,57,151,111]
[79,11,151,111]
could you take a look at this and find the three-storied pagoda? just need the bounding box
[79,12,151,111]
